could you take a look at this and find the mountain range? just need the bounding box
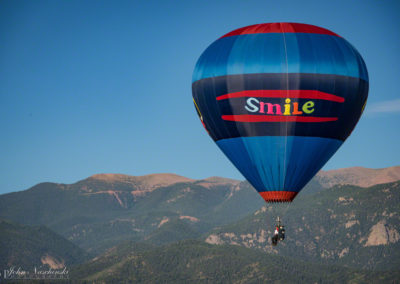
[0,166,399,282]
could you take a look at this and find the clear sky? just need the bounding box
[1,0,399,193]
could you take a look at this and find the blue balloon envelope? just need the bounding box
[192,23,368,202]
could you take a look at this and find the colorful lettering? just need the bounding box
[292,102,303,115]
[245,97,259,112]
[283,98,291,116]
[260,102,282,115]
[244,97,315,116]
[302,101,315,114]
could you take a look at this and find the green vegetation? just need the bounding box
[208,181,400,270]
[0,219,87,270]
[0,177,264,253]
[71,240,400,283]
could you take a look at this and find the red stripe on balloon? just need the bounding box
[221,115,338,123]
[216,90,345,103]
[220,23,340,38]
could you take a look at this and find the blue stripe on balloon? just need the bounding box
[216,136,343,194]
[193,33,368,83]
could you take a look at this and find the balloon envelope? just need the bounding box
[192,23,368,202]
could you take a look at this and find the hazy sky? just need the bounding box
[1,0,399,193]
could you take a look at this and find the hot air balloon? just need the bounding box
[192,23,368,242]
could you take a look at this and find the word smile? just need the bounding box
[216,90,345,123]
[245,97,314,115]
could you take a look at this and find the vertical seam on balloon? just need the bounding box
[330,37,340,145]
[207,41,226,141]
[281,23,289,192]
[211,77,223,139]
[225,35,241,142]
[332,36,352,140]
[209,40,226,140]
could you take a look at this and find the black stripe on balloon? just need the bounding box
[192,73,368,142]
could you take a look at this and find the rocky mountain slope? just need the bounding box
[205,181,400,270]
[0,173,259,254]
[0,219,87,270]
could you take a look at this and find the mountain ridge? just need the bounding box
[317,166,400,188]
[7,165,400,196]
[88,173,194,188]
